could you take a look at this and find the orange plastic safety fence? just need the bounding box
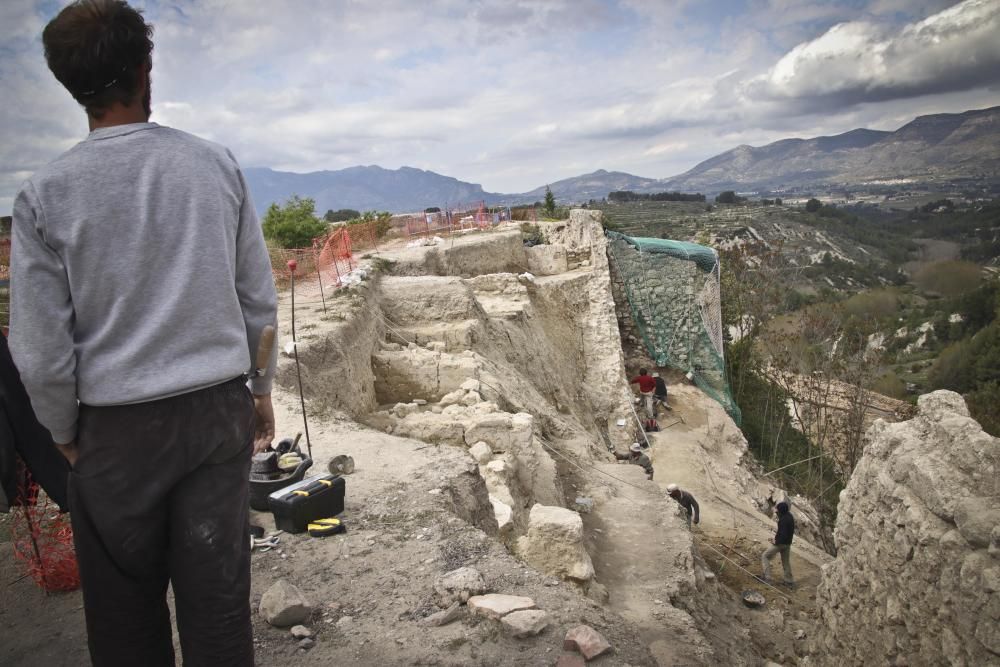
[9,465,80,592]
[0,238,10,282]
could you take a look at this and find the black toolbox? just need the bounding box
[268,473,345,534]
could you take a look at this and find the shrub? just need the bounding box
[262,195,327,249]
[914,260,982,298]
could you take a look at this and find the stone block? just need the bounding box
[516,504,595,582]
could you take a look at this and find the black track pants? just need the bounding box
[68,376,255,667]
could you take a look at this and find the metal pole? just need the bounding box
[313,249,328,314]
[287,260,312,460]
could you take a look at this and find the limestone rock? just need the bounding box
[563,624,611,660]
[434,566,487,605]
[516,504,595,582]
[290,625,312,639]
[259,580,312,627]
[490,495,514,536]
[392,402,420,418]
[439,388,467,407]
[469,441,493,464]
[501,609,550,638]
[421,602,463,626]
[526,243,569,276]
[467,594,536,619]
[811,391,1000,666]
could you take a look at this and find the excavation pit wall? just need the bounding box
[274,212,635,541]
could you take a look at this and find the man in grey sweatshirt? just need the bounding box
[10,2,277,664]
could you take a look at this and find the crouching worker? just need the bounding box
[666,483,699,529]
[10,2,278,664]
[615,442,654,480]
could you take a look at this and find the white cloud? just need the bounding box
[1,0,999,208]
[748,0,1000,106]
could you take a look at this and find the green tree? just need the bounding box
[262,195,327,249]
[805,198,822,213]
[348,210,394,238]
[324,208,360,223]
[715,190,738,204]
[543,186,556,217]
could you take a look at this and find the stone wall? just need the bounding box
[607,236,724,391]
[810,391,1000,665]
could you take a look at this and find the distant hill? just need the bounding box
[520,169,662,203]
[244,106,1000,214]
[244,165,504,215]
[661,106,1000,193]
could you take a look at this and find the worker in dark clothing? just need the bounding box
[652,372,671,413]
[615,442,654,480]
[666,483,699,529]
[761,501,795,587]
[630,368,657,419]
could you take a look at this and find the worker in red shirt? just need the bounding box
[630,367,657,419]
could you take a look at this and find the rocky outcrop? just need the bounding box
[516,504,595,583]
[811,391,1000,665]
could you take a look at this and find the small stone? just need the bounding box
[422,602,464,627]
[794,629,806,640]
[290,625,312,639]
[435,567,487,605]
[428,488,442,495]
[336,615,354,629]
[501,609,550,638]
[586,582,610,604]
[563,625,612,660]
[259,580,312,628]
[297,638,315,650]
[467,594,536,620]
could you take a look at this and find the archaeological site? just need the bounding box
[3,210,997,666]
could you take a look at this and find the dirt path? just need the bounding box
[645,384,831,663]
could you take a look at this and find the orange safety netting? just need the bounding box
[8,466,80,593]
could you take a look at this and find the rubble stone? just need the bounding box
[290,625,312,639]
[563,624,611,660]
[434,566,487,605]
[421,602,463,626]
[469,441,493,464]
[467,594,536,619]
[259,580,312,628]
[501,609,550,638]
[516,504,595,582]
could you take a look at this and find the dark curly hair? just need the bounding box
[42,0,154,119]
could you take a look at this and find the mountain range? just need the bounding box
[244,105,1000,214]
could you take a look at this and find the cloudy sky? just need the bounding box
[2,0,1000,211]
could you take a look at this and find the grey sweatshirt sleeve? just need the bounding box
[233,167,278,395]
[9,183,79,444]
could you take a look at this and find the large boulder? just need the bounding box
[811,391,1000,665]
[516,504,595,583]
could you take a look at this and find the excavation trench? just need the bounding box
[273,212,823,665]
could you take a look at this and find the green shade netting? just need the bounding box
[607,230,741,423]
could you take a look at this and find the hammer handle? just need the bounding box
[255,325,276,375]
